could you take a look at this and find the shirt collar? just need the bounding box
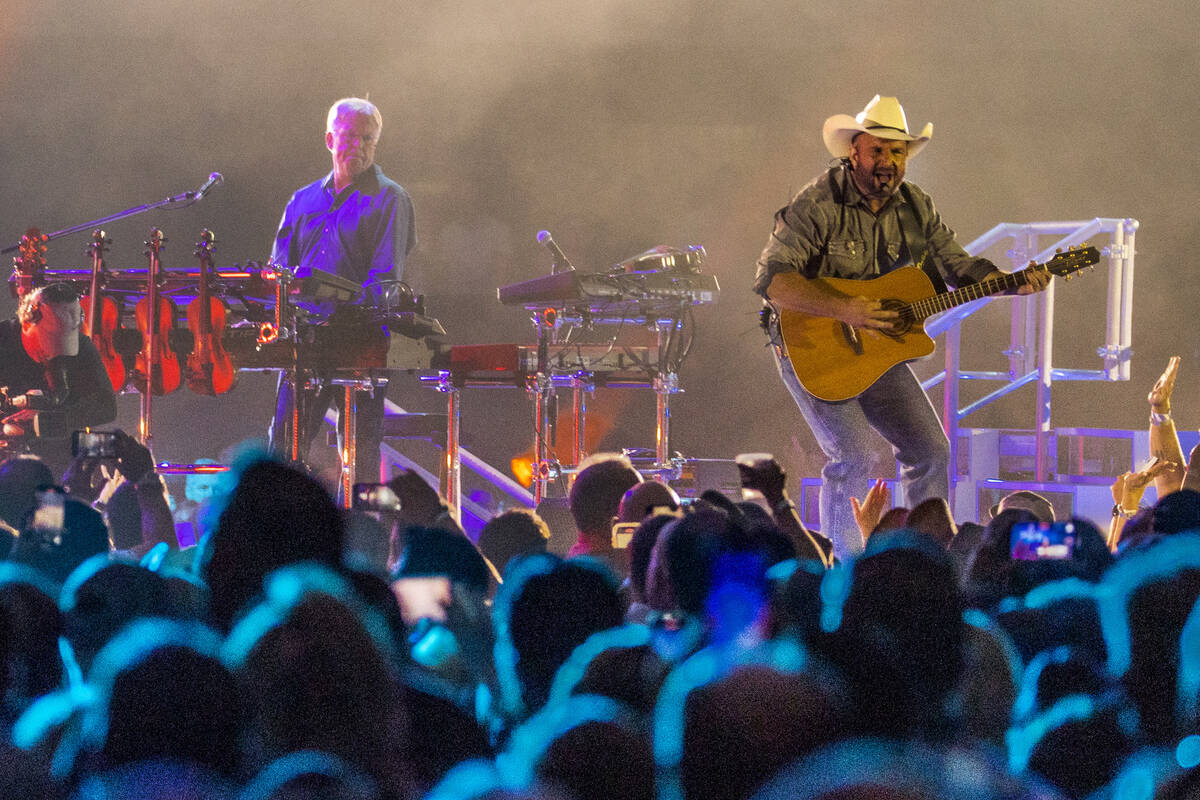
[320,164,380,195]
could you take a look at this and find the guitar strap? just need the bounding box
[895,184,946,293]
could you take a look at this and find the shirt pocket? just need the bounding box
[824,238,866,276]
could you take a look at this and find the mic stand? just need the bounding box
[2,180,212,255]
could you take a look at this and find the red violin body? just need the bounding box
[134,229,181,396]
[185,229,236,395]
[81,231,128,393]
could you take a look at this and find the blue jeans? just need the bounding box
[773,345,950,558]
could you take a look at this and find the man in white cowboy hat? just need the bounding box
[753,95,1048,557]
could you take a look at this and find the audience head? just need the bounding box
[1153,489,1200,535]
[682,665,847,800]
[872,506,910,536]
[59,556,177,675]
[222,564,409,794]
[184,461,222,505]
[628,515,677,605]
[538,718,655,800]
[990,490,1055,523]
[1007,647,1139,798]
[204,457,345,631]
[0,564,62,715]
[568,454,642,537]
[772,559,828,645]
[751,737,1035,800]
[494,555,623,718]
[0,455,54,529]
[240,750,382,800]
[477,509,550,576]
[617,481,680,524]
[11,494,110,585]
[646,510,728,617]
[1103,535,1200,744]
[502,696,654,800]
[77,618,241,777]
[823,531,965,739]
[962,508,1039,608]
[906,497,957,548]
[395,525,491,595]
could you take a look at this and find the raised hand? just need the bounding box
[850,478,890,538]
[1113,456,1177,511]
[736,455,787,505]
[1149,356,1181,414]
[112,429,156,484]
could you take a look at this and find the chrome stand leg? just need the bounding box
[441,380,461,520]
[340,384,357,509]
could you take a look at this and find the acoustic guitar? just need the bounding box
[773,246,1100,402]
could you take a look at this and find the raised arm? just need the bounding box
[738,456,832,567]
[113,430,176,552]
[850,478,891,546]
[1108,457,1176,551]
[1148,356,1186,497]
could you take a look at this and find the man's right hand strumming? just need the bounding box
[766,272,899,331]
[839,295,900,331]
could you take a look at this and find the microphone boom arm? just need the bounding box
[2,171,224,255]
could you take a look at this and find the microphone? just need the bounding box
[195,172,224,200]
[44,360,70,407]
[536,230,576,273]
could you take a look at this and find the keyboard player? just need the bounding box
[268,97,417,481]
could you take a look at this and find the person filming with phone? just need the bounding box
[1,283,117,473]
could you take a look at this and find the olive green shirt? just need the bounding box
[754,163,995,297]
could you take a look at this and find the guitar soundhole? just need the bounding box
[880,298,912,337]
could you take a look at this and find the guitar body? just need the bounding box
[773,246,1102,402]
[776,267,939,402]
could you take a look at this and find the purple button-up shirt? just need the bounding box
[271,164,416,290]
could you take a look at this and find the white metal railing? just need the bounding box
[918,218,1138,498]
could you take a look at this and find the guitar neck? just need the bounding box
[909,269,1029,320]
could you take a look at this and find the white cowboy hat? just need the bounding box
[822,95,933,159]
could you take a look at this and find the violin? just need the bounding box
[133,228,181,395]
[185,229,236,395]
[80,230,128,393]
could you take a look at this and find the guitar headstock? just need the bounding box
[1044,244,1100,279]
[13,227,48,298]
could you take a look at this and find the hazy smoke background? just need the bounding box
[0,0,1194,487]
